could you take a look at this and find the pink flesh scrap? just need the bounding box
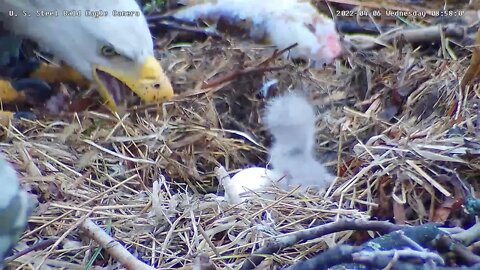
[326,33,342,57]
[315,32,342,65]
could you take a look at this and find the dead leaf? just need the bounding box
[387,127,403,140]
[461,29,480,87]
[432,197,458,222]
[338,158,363,177]
[372,176,393,220]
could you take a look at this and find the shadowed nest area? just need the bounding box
[4,1,480,270]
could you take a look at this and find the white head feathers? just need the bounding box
[0,0,154,79]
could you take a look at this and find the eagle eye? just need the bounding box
[101,45,118,57]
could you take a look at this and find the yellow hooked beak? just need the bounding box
[92,56,174,112]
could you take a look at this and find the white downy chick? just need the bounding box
[264,91,335,191]
[174,0,342,66]
[0,158,36,268]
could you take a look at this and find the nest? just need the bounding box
[2,22,480,269]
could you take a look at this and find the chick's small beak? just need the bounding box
[92,55,174,112]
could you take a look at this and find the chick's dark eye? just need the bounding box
[101,46,117,57]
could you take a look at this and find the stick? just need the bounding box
[286,244,477,270]
[151,22,222,38]
[146,15,199,26]
[4,239,57,264]
[453,222,480,246]
[80,219,156,270]
[355,24,465,51]
[257,43,298,67]
[240,219,405,270]
[202,43,296,88]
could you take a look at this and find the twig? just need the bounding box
[355,24,465,51]
[83,139,155,164]
[146,15,199,26]
[353,249,445,265]
[286,223,444,270]
[151,22,222,38]
[80,218,156,270]
[197,223,220,257]
[240,218,405,270]
[400,232,427,251]
[215,166,241,204]
[336,19,388,34]
[453,222,480,246]
[200,43,296,89]
[453,246,480,266]
[284,245,360,270]
[22,175,139,239]
[202,65,288,89]
[4,239,57,264]
[36,211,94,268]
[437,229,480,266]
[394,24,465,43]
[257,43,298,67]
[146,14,222,38]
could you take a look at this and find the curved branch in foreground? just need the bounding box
[286,244,480,270]
[286,224,447,270]
[240,218,406,270]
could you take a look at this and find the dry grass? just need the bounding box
[2,27,480,269]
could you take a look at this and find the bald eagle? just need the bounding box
[0,0,174,113]
[0,0,174,265]
[0,158,35,268]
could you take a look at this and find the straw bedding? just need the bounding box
[3,3,480,269]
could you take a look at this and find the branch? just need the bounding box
[353,249,445,265]
[257,43,298,67]
[286,244,480,270]
[285,245,360,270]
[146,15,200,27]
[240,219,405,270]
[200,43,298,89]
[354,24,465,51]
[286,223,444,269]
[150,22,222,38]
[453,222,480,246]
[4,239,57,264]
[433,226,480,265]
[80,219,156,270]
